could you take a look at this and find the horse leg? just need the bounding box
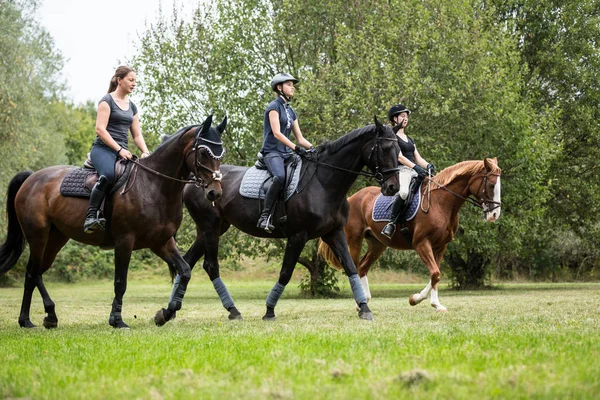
[322,228,373,321]
[202,230,241,320]
[357,237,387,304]
[429,245,449,311]
[410,241,447,312]
[262,231,308,321]
[37,229,69,329]
[17,222,51,328]
[109,238,134,329]
[153,237,192,326]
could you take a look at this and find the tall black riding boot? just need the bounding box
[84,175,109,233]
[257,177,283,233]
[381,196,406,239]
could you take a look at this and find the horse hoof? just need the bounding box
[409,295,418,306]
[228,313,243,321]
[43,317,58,329]
[109,321,130,329]
[433,305,448,312]
[154,308,174,326]
[19,319,36,329]
[358,311,374,321]
[262,314,276,321]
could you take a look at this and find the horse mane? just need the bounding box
[154,124,201,151]
[323,124,377,154]
[432,159,499,190]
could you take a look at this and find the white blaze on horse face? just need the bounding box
[484,176,502,222]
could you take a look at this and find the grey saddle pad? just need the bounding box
[239,159,302,201]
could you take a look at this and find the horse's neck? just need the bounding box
[432,175,471,215]
[317,145,366,196]
[138,143,190,192]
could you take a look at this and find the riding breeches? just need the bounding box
[90,144,118,184]
[398,166,417,200]
[263,153,290,183]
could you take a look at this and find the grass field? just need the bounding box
[1,273,599,399]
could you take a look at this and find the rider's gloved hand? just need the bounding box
[294,146,308,157]
[427,163,435,175]
[413,164,428,178]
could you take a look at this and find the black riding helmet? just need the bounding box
[388,104,412,123]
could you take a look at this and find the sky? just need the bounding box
[38,0,190,105]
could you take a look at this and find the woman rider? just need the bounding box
[84,65,151,233]
[381,104,434,239]
[257,73,316,232]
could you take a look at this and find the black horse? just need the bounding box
[0,115,226,329]
[161,117,400,323]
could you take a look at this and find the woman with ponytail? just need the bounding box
[84,65,150,233]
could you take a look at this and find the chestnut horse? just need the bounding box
[319,157,501,311]
[0,115,226,329]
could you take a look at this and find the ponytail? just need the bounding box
[107,65,135,93]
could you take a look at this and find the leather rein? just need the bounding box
[422,171,502,212]
[120,129,222,195]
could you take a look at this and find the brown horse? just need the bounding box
[0,115,226,329]
[319,157,501,311]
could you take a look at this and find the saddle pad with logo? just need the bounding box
[59,162,133,198]
[372,188,421,222]
[239,159,302,201]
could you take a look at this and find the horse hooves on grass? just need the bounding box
[19,320,36,329]
[358,311,374,321]
[228,313,243,321]
[43,317,58,329]
[154,308,175,326]
[262,314,276,321]
[109,321,130,329]
[409,296,418,306]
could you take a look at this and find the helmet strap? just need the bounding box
[278,90,292,103]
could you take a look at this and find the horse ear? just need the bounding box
[217,115,227,134]
[199,114,214,136]
[374,115,382,128]
[484,157,493,171]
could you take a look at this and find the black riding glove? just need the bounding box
[294,146,308,157]
[427,163,435,175]
[413,164,428,178]
[306,146,318,160]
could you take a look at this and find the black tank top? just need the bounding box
[397,135,417,164]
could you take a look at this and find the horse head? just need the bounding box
[468,157,502,222]
[187,115,226,202]
[364,116,400,196]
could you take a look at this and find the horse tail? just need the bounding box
[317,240,343,271]
[0,171,33,275]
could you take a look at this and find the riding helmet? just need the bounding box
[270,73,299,91]
[388,104,412,122]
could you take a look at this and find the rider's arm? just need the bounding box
[291,119,313,149]
[130,114,150,156]
[269,110,298,150]
[95,101,122,152]
[398,152,417,168]
[413,147,429,168]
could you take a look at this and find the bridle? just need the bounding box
[422,169,502,212]
[121,126,223,194]
[306,128,400,185]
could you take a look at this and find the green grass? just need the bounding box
[1,276,599,399]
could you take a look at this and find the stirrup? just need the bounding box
[84,211,106,234]
[257,214,274,233]
[381,223,396,239]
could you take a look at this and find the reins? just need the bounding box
[421,171,502,212]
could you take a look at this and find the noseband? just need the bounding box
[468,171,502,212]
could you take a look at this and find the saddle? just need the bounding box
[59,153,133,198]
[372,178,422,223]
[239,153,302,201]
